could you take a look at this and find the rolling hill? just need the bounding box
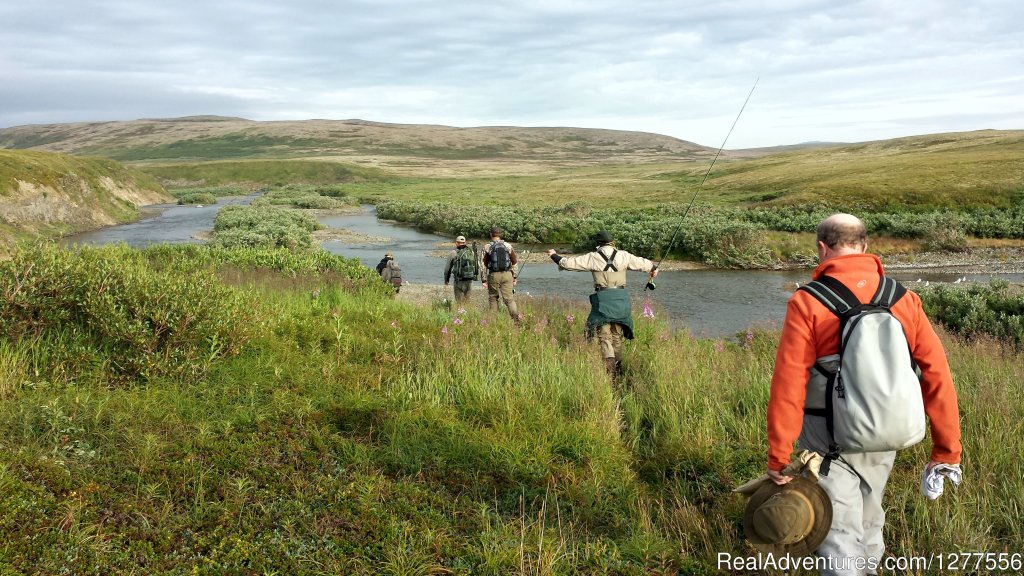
[1,117,1021,211]
[0,116,722,167]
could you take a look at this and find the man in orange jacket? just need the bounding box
[766,213,961,574]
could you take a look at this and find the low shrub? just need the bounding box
[920,213,970,252]
[139,243,389,295]
[920,280,1024,347]
[0,243,262,384]
[253,185,359,210]
[176,192,217,205]
[377,199,1024,268]
[212,205,321,250]
[168,185,247,199]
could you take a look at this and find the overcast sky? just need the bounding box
[2,0,1021,148]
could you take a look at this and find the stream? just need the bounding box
[61,201,1023,338]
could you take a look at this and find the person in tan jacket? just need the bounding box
[482,227,520,322]
[547,230,658,378]
[765,213,961,575]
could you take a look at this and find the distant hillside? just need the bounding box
[2,118,1021,213]
[0,150,171,244]
[731,141,846,157]
[0,117,723,166]
[676,130,1024,209]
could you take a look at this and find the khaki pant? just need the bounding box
[452,279,472,303]
[596,323,624,359]
[486,271,519,318]
[799,414,895,576]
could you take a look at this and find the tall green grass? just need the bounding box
[0,245,1019,574]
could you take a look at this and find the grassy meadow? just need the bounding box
[0,242,1020,574]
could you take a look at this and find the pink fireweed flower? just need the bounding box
[566,314,574,325]
[453,317,463,326]
[457,308,466,315]
[642,299,655,319]
[441,326,449,335]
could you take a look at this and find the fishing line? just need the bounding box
[646,77,759,292]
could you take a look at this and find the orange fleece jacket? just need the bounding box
[767,253,962,471]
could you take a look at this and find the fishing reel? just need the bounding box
[645,280,657,291]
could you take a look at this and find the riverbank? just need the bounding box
[395,283,493,309]
[883,246,1024,274]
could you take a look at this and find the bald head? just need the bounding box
[817,213,867,249]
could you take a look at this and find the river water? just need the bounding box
[61,200,1022,339]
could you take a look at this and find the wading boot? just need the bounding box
[604,357,617,379]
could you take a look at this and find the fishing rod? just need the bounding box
[646,77,759,291]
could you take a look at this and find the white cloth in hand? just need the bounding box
[921,463,962,500]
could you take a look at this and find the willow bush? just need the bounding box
[0,243,262,384]
[253,184,359,210]
[176,192,216,205]
[212,205,321,250]
[376,199,1024,268]
[920,280,1024,347]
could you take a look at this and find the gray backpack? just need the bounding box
[799,275,925,473]
[382,260,402,287]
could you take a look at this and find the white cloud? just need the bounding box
[0,0,1021,147]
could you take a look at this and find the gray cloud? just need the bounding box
[1,0,1021,146]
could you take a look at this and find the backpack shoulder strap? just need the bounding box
[598,248,619,272]
[798,274,859,317]
[869,276,907,308]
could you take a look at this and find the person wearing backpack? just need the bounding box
[482,227,520,322]
[764,214,961,574]
[377,251,402,293]
[547,230,658,380]
[444,235,478,303]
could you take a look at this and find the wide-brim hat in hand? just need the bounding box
[734,450,832,557]
[741,476,832,557]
